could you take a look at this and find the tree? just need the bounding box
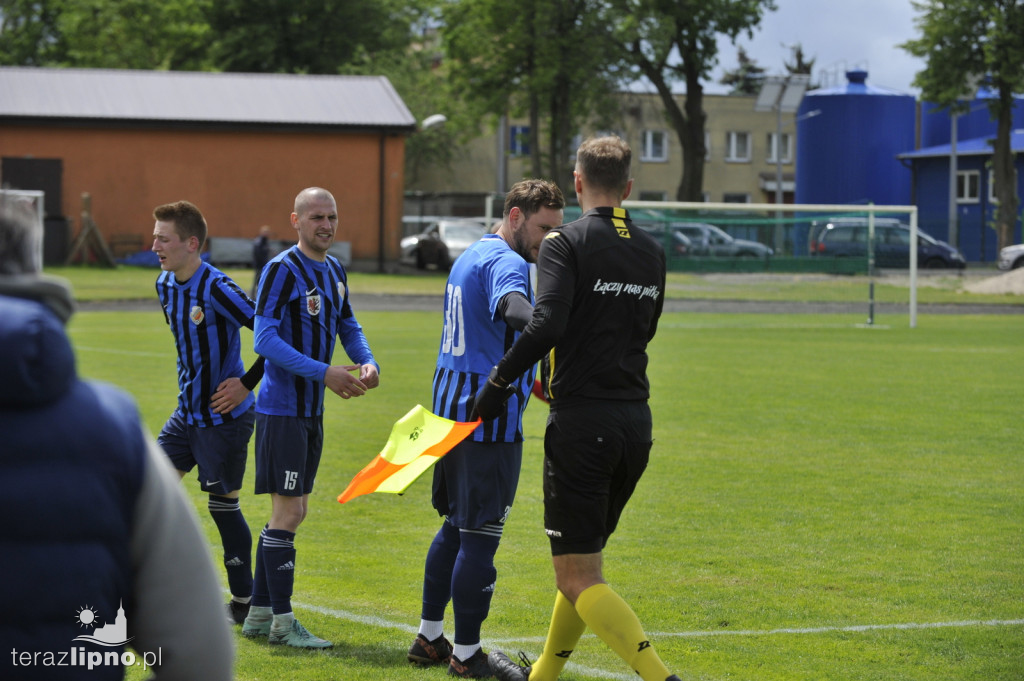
[207,0,418,74]
[605,0,777,202]
[719,47,766,95]
[0,0,212,70]
[439,0,622,193]
[206,0,453,188]
[0,0,65,65]
[349,26,460,188]
[783,43,815,85]
[902,0,1024,250]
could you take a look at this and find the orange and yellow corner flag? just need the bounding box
[338,405,480,504]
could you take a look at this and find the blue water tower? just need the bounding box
[796,70,916,207]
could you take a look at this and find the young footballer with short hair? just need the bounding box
[152,199,264,627]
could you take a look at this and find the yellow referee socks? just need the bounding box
[529,591,586,681]
[574,583,671,681]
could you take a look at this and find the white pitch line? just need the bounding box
[289,600,637,681]
[487,617,1024,645]
[283,597,1023,681]
[650,618,1024,639]
[291,599,418,635]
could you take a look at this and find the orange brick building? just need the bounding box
[0,67,415,270]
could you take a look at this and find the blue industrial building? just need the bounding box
[903,89,1024,262]
[796,70,916,207]
[792,70,1023,262]
[898,130,1024,262]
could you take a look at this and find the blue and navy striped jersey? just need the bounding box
[254,245,377,417]
[432,234,534,443]
[156,262,256,427]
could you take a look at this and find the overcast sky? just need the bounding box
[706,0,925,95]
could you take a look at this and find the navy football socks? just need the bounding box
[208,494,253,599]
[451,529,500,645]
[262,528,297,615]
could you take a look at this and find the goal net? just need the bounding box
[619,200,922,328]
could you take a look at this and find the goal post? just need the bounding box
[620,200,921,328]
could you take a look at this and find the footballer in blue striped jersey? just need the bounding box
[409,180,564,677]
[151,200,263,628]
[244,187,379,649]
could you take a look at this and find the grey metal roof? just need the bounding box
[0,66,416,130]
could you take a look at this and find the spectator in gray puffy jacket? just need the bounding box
[0,198,233,681]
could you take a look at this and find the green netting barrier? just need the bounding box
[666,255,868,274]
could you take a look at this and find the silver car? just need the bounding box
[997,243,1024,271]
[671,222,773,258]
[400,218,488,270]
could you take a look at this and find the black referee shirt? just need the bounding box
[535,206,665,402]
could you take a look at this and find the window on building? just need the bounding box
[509,125,530,157]
[766,132,793,164]
[641,130,668,162]
[725,132,751,162]
[723,193,751,203]
[957,170,979,203]
[638,190,668,201]
[704,132,711,161]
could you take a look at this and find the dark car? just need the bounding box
[635,223,694,257]
[809,218,966,269]
[670,222,773,258]
[399,218,488,269]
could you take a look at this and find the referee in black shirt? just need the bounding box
[476,136,679,681]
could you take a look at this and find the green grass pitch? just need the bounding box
[66,306,1022,681]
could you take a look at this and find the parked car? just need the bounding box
[399,218,488,269]
[670,222,774,258]
[997,243,1024,271]
[809,218,965,269]
[401,214,443,238]
[635,223,694,256]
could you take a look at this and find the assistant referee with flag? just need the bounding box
[474,136,681,681]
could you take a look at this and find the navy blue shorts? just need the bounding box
[158,408,255,496]
[542,400,652,556]
[431,439,522,529]
[254,413,323,496]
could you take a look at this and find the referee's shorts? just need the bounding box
[542,399,652,556]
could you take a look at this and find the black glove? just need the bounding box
[471,367,515,421]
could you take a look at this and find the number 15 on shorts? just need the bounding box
[284,470,298,491]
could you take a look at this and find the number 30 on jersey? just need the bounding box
[441,283,465,357]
